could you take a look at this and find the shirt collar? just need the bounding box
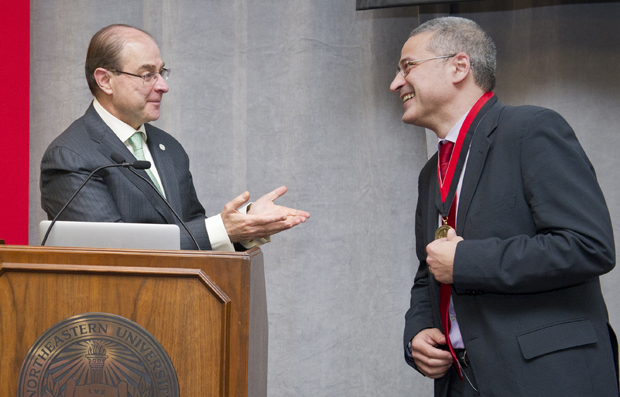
[437,93,488,148]
[93,98,147,143]
[438,112,467,148]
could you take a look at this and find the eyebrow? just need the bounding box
[136,62,166,72]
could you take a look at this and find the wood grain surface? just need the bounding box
[0,245,267,397]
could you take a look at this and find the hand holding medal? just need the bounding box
[426,228,463,284]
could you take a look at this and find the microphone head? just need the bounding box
[110,153,150,169]
[111,152,126,164]
[133,160,151,170]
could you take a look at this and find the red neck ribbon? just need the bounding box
[438,91,494,202]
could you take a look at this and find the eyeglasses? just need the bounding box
[397,55,456,77]
[111,68,171,84]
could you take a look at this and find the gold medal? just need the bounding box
[435,217,452,239]
[435,224,452,239]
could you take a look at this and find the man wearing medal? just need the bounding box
[391,17,618,396]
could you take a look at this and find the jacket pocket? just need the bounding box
[517,318,598,360]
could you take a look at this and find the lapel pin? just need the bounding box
[159,144,166,151]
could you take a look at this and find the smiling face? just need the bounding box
[390,32,454,133]
[106,29,169,129]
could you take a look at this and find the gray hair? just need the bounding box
[410,17,496,92]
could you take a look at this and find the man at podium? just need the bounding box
[40,24,309,251]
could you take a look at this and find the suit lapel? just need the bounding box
[456,98,502,235]
[426,154,441,243]
[82,104,176,224]
[424,154,444,296]
[145,126,183,215]
[82,105,135,161]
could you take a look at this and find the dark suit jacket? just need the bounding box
[404,96,619,396]
[40,103,211,250]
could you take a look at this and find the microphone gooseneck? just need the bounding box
[41,161,126,246]
[42,152,202,250]
[111,153,201,250]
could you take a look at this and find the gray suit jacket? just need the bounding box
[41,104,211,250]
[404,96,619,396]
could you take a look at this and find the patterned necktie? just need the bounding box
[127,132,164,195]
[439,141,454,184]
[438,140,462,379]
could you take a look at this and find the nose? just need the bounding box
[154,74,169,93]
[390,72,405,92]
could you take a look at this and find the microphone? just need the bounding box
[110,152,150,170]
[110,154,202,251]
[41,154,130,246]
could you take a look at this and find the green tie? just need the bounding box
[127,132,164,196]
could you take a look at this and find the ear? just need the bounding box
[94,67,114,95]
[452,52,471,84]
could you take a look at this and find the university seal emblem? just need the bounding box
[18,312,179,397]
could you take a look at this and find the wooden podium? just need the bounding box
[0,245,268,397]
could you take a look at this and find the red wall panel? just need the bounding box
[0,2,30,244]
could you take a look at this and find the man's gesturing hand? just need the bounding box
[221,186,310,243]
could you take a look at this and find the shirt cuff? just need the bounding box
[239,235,271,249]
[205,214,235,252]
[205,203,272,251]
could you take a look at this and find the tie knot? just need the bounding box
[128,132,144,147]
[128,132,147,162]
[439,141,454,162]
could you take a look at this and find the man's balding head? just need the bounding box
[85,24,153,96]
